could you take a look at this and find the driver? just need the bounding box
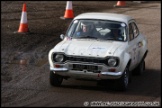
[82,23,91,33]
[76,22,100,38]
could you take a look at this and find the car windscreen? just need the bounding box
[66,19,127,41]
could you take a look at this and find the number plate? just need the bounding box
[73,64,98,71]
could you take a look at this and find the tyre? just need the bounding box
[50,71,63,86]
[133,60,145,75]
[115,66,130,91]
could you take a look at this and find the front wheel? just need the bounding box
[50,71,63,87]
[115,66,130,91]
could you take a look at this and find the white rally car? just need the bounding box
[48,12,148,91]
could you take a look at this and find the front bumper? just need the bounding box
[50,66,123,80]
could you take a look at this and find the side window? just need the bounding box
[129,23,134,41]
[131,22,139,38]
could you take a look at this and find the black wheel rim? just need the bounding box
[58,76,63,83]
[124,68,129,87]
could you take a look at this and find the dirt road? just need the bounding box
[1,1,161,107]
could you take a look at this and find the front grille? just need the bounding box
[66,56,106,64]
[52,53,119,67]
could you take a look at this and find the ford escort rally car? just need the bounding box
[48,12,148,91]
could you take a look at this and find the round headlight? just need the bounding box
[55,54,64,62]
[108,58,117,67]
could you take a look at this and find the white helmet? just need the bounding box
[81,22,94,31]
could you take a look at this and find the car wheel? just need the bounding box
[50,71,63,86]
[115,66,129,91]
[133,60,145,75]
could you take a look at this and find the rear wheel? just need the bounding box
[50,71,63,86]
[133,60,145,75]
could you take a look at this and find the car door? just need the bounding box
[128,20,141,70]
[131,21,143,65]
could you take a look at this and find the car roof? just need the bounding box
[74,12,134,24]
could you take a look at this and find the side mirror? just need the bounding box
[60,34,65,40]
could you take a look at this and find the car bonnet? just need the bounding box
[53,39,123,57]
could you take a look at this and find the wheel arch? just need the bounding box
[142,50,148,60]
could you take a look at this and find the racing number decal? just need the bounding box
[132,44,140,65]
[132,47,136,64]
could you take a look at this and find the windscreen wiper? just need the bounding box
[79,35,98,39]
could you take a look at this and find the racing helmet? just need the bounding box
[81,22,94,32]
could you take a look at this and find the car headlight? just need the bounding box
[108,58,117,67]
[54,54,64,62]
